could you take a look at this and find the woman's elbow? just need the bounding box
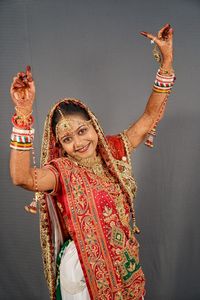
[10,173,32,189]
[11,176,25,187]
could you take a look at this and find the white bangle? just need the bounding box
[12,126,35,135]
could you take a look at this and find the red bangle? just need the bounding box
[11,113,34,130]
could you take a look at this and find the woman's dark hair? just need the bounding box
[52,102,90,136]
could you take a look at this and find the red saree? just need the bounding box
[38,98,145,300]
[46,135,145,300]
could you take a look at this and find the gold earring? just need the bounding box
[61,149,67,157]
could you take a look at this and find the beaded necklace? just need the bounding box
[67,154,112,179]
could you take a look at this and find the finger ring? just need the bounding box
[150,38,155,44]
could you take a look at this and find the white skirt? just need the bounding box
[59,241,90,300]
[59,241,145,300]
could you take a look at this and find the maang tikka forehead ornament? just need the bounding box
[55,108,91,141]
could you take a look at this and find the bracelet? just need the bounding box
[156,73,175,83]
[159,65,175,76]
[11,113,34,130]
[11,134,32,143]
[153,69,176,94]
[153,87,171,93]
[11,127,34,142]
[15,106,33,118]
[12,127,35,135]
[154,80,174,88]
[10,126,35,150]
[10,141,33,151]
[145,69,176,148]
[10,114,38,213]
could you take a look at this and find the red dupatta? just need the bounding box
[37,98,143,299]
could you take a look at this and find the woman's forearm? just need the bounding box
[10,67,56,193]
[126,59,175,148]
[145,60,174,120]
[10,149,34,187]
[144,91,169,121]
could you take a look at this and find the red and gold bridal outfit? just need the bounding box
[38,99,145,300]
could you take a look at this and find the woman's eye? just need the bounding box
[78,127,88,135]
[63,137,72,143]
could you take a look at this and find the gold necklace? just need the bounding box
[79,155,105,177]
[68,155,106,177]
[68,155,130,229]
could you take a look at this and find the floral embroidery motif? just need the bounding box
[38,97,144,300]
[57,201,63,213]
[121,250,140,282]
[110,226,126,248]
[52,157,145,300]
[42,135,144,299]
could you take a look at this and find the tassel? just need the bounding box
[133,225,141,234]
[24,192,42,214]
[24,199,37,214]
[145,127,156,148]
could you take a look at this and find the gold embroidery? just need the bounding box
[103,205,113,217]
[57,202,63,213]
[38,98,141,299]
[121,130,135,154]
[110,226,126,248]
[39,193,56,300]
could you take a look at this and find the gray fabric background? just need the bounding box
[1,0,200,299]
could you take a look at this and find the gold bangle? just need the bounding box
[153,87,171,93]
[160,65,175,76]
[15,106,33,119]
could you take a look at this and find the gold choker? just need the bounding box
[68,155,106,177]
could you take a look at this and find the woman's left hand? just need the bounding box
[140,24,173,64]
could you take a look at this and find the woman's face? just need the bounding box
[57,114,98,160]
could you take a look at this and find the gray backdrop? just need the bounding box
[1,0,200,299]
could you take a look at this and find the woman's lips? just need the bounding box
[75,142,91,153]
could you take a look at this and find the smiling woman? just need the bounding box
[51,103,98,161]
[9,23,175,300]
[31,97,146,300]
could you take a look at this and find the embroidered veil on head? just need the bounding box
[37,98,138,300]
[40,98,136,196]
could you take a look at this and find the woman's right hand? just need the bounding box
[10,65,35,114]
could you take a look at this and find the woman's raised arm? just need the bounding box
[126,24,175,149]
[10,66,56,192]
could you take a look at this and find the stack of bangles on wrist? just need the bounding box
[10,107,38,213]
[145,68,176,148]
[153,68,176,94]
[10,127,34,150]
[10,109,34,151]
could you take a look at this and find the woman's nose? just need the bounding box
[73,135,83,148]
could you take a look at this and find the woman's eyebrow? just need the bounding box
[60,125,86,140]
